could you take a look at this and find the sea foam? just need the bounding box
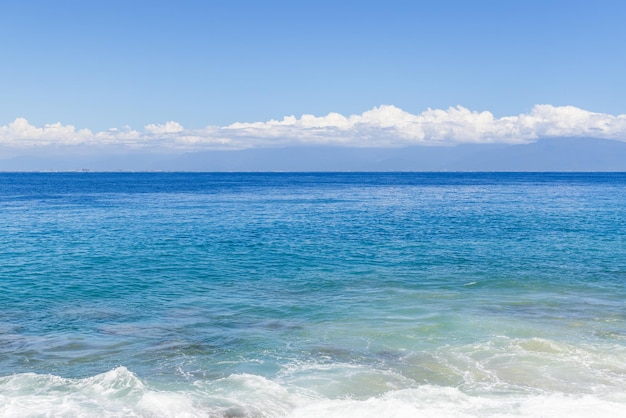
[1,367,625,417]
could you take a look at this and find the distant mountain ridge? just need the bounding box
[1,137,626,172]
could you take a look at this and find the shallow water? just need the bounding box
[1,172,625,416]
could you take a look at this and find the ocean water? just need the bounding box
[0,172,625,417]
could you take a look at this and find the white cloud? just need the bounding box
[0,117,93,146]
[222,104,626,146]
[2,105,626,152]
[144,121,184,134]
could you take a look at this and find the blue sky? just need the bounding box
[1,0,626,151]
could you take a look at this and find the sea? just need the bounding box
[0,172,625,417]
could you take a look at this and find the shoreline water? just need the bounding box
[1,172,625,416]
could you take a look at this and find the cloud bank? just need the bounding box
[2,105,626,152]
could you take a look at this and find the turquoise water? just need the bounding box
[1,172,625,417]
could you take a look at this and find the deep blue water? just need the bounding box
[1,173,625,417]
